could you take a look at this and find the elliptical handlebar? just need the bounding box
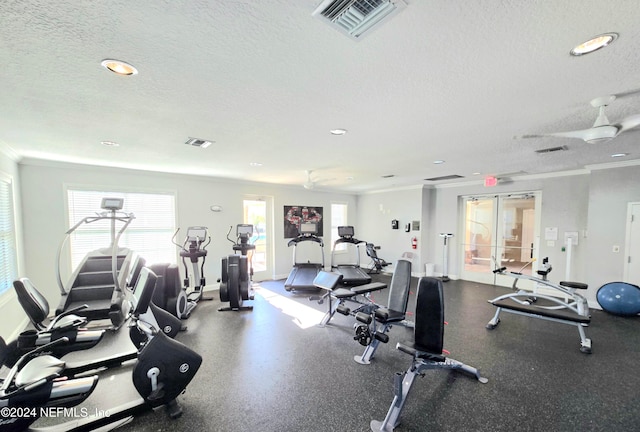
[226,225,235,245]
[171,227,211,252]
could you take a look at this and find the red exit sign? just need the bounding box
[484,176,498,187]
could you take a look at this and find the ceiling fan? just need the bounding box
[303,170,335,190]
[303,170,318,190]
[520,95,640,144]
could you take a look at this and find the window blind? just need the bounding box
[67,190,176,270]
[0,176,18,295]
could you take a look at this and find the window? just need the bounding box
[330,203,348,252]
[0,174,18,296]
[66,189,176,270]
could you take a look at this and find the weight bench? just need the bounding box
[371,277,487,432]
[487,271,592,354]
[353,259,412,365]
[311,271,387,327]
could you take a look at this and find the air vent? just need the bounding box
[381,174,395,178]
[424,174,465,182]
[535,145,568,154]
[185,137,214,148]
[312,0,407,40]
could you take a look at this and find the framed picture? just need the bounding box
[284,205,323,238]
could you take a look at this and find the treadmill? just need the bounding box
[331,226,372,286]
[284,222,325,292]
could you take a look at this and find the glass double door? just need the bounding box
[461,193,539,287]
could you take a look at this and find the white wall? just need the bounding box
[18,160,357,312]
[584,165,640,305]
[356,186,424,274]
[0,147,28,340]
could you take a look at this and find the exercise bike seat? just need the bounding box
[15,355,65,387]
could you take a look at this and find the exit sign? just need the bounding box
[484,176,498,187]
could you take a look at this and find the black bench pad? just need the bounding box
[559,281,588,290]
[350,282,386,295]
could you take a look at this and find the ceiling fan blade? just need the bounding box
[519,128,593,140]
[616,114,640,133]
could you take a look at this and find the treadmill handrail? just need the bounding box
[287,234,325,268]
[287,235,324,247]
[331,237,365,268]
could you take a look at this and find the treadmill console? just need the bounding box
[299,222,318,236]
[338,226,354,238]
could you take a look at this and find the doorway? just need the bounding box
[243,197,273,281]
[460,192,540,286]
[624,202,640,284]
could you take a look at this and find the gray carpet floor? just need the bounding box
[29,275,640,431]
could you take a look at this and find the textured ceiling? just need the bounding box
[1,0,639,192]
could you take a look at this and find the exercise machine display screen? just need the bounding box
[300,222,317,235]
[101,197,124,210]
[187,226,207,242]
[338,226,354,237]
[237,224,253,237]
[132,268,153,316]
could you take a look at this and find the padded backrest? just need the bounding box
[13,278,49,327]
[148,263,182,307]
[313,271,343,291]
[365,243,378,260]
[413,277,444,354]
[387,259,412,313]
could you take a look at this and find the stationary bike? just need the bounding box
[218,224,255,312]
[169,226,213,318]
[0,267,203,432]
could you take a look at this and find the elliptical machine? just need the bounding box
[218,224,255,312]
[168,226,213,318]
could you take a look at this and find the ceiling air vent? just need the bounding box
[185,137,214,148]
[424,174,464,182]
[312,0,407,40]
[535,145,568,154]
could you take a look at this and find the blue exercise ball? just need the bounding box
[596,282,640,316]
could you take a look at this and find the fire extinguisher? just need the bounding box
[411,237,417,250]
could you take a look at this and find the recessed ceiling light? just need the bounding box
[330,129,347,135]
[249,162,263,167]
[473,172,481,175]
[570,33,618,56]
[100,140,119,147]
[433,160,445,164]
[100,59,138,76]
[611,153,628,158]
